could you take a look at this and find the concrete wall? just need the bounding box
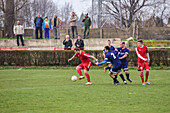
[0,50,169,66]
[0,38,121,50]
[1,27,170,40]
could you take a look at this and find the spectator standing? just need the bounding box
[63,35,72,50]
[70,12,78,39]
[13,21,24,46]
[34,13,43,39]
[42,17,51,39]
[82,13,91,39]
[51,14,61,39]
[75,35,84,50]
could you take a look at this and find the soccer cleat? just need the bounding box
[124,81,127,84]
[145,80,150,85]
[142,83,145,85]
[85,82,92,85]
[104,67,106,73]
[113,82,119,85]
[113,81,119,85]
[127,78,132,83]
[79,76,85,80]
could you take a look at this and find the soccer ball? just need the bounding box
[71,75,77,82]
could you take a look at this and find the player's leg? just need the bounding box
[84,69,92,85]
[118,72,127,84]
[104,63,112,73]
[124,62,132,82]
[84,62,92,85]
[125,70,132,83]
[145,69,150,85]
[110,68,120,85]
[76,64,84,80]
[140,70,145,85]
[138,63,145,85]
[144,61,150,85]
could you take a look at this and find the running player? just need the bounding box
[116,41,132,83]
[103,40,115,73]
[96,46,126,85]
[68,48,98,85]
[136,39,150,85]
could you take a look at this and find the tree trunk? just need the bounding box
[4,0,15,38]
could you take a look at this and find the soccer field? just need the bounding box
[0,69,169,113]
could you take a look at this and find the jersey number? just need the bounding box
[111,53,116,59]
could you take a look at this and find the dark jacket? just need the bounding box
[63,39,72,50]
[75,39,84,50]
[34,17,43,27]
[82,17,91,27]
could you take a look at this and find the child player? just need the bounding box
[135,40,150,85]
[68,48,98,85]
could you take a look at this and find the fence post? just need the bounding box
[100,28,103,39]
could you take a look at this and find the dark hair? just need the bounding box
[121,41,125,44]
[74,47,80,51]
[78,34,82,37]
[108,40,111,42]
[105,46,110,51]
[137,39,143,44]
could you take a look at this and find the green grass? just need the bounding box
[0,69,170,113]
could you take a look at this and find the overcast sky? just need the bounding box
[53,0,91,17]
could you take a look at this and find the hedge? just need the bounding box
[0,49,169,66]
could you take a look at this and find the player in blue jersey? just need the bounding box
[96,46,127,85]
[103,40,115,73]
[116,42,132,83]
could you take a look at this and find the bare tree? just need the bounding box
[103,0,165,28]
[60,2,73,26]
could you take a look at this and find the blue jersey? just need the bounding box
[103,46,115,53]
[116,47,129,62]
[105,50,122,68]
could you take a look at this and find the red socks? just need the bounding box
[77,69,91,82]
[77,69,83,76]
[145,71,149,81]
[140,72,144,83]
[85,73,91,82]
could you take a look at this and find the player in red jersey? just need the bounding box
[68,47,98,85]
[136,39,150,85]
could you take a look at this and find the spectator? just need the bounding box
[82,13,91,39]
[42,17,51,39]
[75,35,84,50]
[51,14,61,39]
[63,35,72,50]
[13,21,24,46]
[70,12,78,39]
[34,13,43,39]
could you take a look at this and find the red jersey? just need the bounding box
[135,45,149,63]
[74,51,91,63]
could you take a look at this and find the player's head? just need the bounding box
[74,47,80,54]
[107,40,111,46]
[137,39,143,47]
[105,46,110,53]
[120,41,125,48]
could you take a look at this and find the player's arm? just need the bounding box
[68,54,77,62]
[119,50,129,59]
[96,55,108,65]
[96,60,107,65]
[146,47,150,62]
[90,55,98,62]
[135,48,147,61]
